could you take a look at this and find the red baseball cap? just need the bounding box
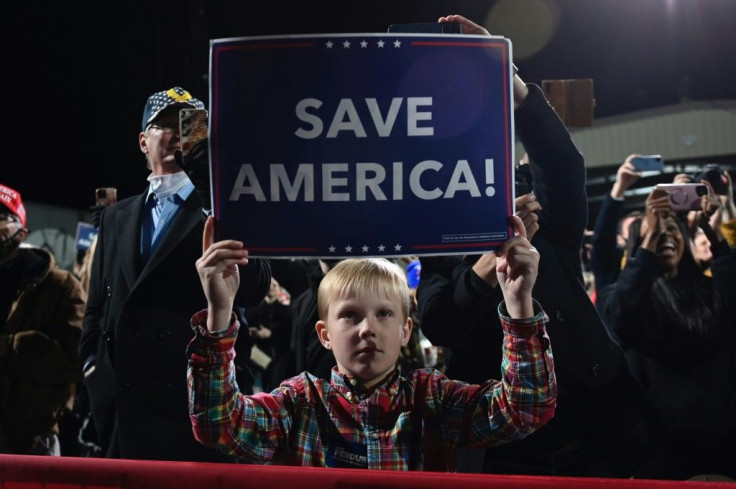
[0,183,27,227]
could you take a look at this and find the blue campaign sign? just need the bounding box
[75,222,97,251]
[210,33,514,258]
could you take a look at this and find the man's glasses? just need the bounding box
[148,121,179,134]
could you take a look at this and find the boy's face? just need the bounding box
[316,289,412,391]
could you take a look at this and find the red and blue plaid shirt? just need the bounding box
[187,302,556,471]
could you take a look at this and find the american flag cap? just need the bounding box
[141,87,205,131]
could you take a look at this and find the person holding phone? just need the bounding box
[416,15,652,478]
[596,184,736,480]
[590,154,647,296]
[79,87,271,462]
[694,167,736,248]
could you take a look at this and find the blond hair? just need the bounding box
[318,258,411,320]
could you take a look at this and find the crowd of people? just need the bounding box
[1,14,734,482]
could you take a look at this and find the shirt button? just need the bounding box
[105,285,112,297]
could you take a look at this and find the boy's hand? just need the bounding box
[475,193,542,288]
[496,215,539,318]
[196,216,250,333]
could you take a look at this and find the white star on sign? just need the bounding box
[377,40,385,48]
[326,41,333,49]
[345,245,353,253]
[360,40,368,48]
[393,40,402,48]
[394,244,402,251]
[361,245,369,252]
[328,245,336,253]
[378,244,386,252]
[343,40,351,49]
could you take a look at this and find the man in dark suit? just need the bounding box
[79,87,271,461]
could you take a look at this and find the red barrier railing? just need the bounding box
[0,455,732,489]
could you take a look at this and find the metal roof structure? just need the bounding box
[515,99,736,229]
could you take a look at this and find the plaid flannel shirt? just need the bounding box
[187,301,556,471]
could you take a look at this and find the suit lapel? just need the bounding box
[115,193,146,290]
[135,192,201,286]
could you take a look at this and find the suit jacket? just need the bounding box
[79,189,270,461]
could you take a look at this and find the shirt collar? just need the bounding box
[330,366,402,399]
[146,171,191,201]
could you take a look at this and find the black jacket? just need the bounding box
[79,189,270,461]
[417,85,647,475]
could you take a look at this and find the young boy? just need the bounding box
[187,215,556,470]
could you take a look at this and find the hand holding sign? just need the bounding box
[495,214,539,319]
[210,32,514,258]
[196,216,249,333]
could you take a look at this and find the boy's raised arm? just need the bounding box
[196,216,250,333]
[495,215,539,318]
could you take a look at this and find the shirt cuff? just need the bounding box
[497,299,549,337]
[190,309,239,339]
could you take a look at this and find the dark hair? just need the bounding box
[616,210,643,237]
[624,216,723,336]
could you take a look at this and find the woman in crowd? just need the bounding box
[597,183,736,480]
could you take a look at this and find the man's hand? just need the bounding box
[249,325,272,340]
[610,154,642,199]
[697,180,725,245]
[196,216,249,333]
[719,170,735,221]
[496,215,539,318]
[439,14,528,106]
[515,192,542,241]
[175,138,211,211]
[438,14,489,35]
[672,173,693,184]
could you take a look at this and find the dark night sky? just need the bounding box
[6,0,736,210]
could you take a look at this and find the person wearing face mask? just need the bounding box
[597,185,736,480]
[78,87,271,462]
[0,183,85,455]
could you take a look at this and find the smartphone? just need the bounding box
[179,108,209,157]
[655,183,708,211]
[95,187,117,207]
[695,163,728,195]
[387,22,462,34]
[631,155,664,172]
